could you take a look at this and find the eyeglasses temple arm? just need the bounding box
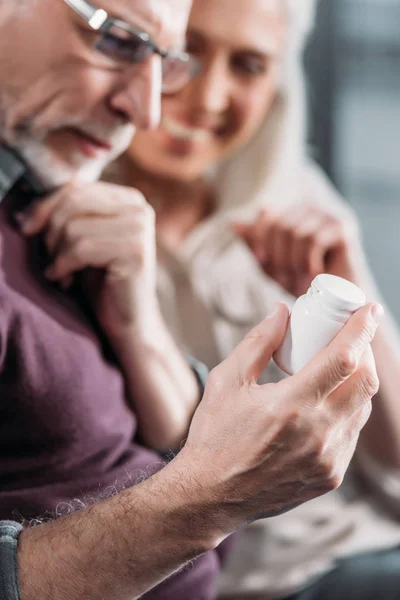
[63,0,108,30]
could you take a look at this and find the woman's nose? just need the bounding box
[109,55,162,130]
[185,57,231,116]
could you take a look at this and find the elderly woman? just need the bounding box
[109,0,400,598]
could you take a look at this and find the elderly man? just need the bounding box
[0,0,382,599]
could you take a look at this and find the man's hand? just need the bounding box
[20,181,157,336]
[234,203,362,297]
[182,301,382,529]
[16,304,382,600]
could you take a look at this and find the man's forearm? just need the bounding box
[18,451,225,600]
[108,308,200,451]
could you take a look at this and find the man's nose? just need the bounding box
[109,55,162,131]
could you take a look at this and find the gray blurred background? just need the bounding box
[305,0,400,319]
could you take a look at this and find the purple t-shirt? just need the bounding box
[0,190,221,599]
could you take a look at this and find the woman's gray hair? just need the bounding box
[215,0,318,215]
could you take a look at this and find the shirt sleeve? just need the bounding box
[0,521,23,600]
[187,355,209,399]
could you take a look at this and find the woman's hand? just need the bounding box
[234,203,364,297]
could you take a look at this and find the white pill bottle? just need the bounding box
[274,274,366,375]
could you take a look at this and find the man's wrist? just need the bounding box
[18,452,229,600]
[154,449,234,554]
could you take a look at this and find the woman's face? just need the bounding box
[127,0,286,181]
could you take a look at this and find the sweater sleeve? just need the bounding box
[0,521,23,600]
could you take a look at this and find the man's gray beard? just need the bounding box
[7,128,135,191]
[0,100,135,191]
[11,135,115,189]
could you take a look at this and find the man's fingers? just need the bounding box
[45,214,148,255]
[327,345,379,420]
[223,303,290,383]
[44,237,130,281]
[20,182,147,237]
[290,303,383,401]
[18,194,62,236]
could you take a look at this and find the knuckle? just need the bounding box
[326,472,343,491]
[142,204,156,226]
[121,188,147,210]
[64,220,79,242]
[333,348,358,379]
[315,450,343,489]
[260,207,273,220]
[359,367,380,398]
[362,320,378,343]
[73,237,92,260]
[282,409,302,433]
[130,189,146,206]
[319,454,335,477]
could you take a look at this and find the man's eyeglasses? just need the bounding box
[63,0,200,94]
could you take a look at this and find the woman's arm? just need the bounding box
[107,307,200,451]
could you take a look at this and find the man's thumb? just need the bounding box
[223,303,290,383]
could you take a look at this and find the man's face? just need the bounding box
[0,0,192,187]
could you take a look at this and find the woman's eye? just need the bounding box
[233,56,269,76]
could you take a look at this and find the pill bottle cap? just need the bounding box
[311,274,366,314]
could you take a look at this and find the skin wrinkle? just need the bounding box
[0,0,190,187]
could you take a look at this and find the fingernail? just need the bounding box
[370,303,384,324]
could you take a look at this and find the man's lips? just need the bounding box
[67,127,113,158]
